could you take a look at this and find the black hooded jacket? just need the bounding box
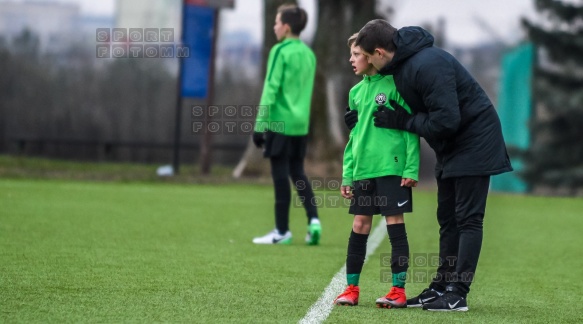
[380,27,513,179]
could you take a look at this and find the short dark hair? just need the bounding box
[278,4,308,35]
[355,19,397,54]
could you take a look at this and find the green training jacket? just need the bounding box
[342,74,420,186]
[254,38,316,136]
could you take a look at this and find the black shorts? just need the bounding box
[348,175,413,216]
[263,131,307,159]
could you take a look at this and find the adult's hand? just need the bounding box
[373,100,412,130]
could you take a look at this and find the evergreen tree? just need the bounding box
[521,0,583,194]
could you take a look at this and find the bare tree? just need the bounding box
[310,0,378,159]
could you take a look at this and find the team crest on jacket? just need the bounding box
[375,93,387,105]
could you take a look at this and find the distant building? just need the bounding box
[115,0,260,78]
[79,15,115,42]
[0,0,80,52]
[114,0,181,70]
[116,0,181,31]
[217,30,260,80]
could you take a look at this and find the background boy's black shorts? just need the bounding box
[263,131,307,159]
[348,175,413,216]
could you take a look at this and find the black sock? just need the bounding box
[290,174,318,224]
[273,178,290,234]
[387,223,409,274]
[346,230,368,275]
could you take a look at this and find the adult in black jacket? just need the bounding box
[346,20,513,312]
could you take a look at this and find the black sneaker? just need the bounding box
[406,288,443,308]
[422,287,468,312]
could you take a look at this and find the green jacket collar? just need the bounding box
[281,38,301,44]
[363,73,383,82]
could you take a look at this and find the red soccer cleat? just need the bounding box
[334,284,360,306]
[376,286,407,308]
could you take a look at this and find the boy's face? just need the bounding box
[364,48,395,71]
[273,13,289,41]
[349,44,376,76]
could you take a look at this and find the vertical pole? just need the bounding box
[172,0,187,175]
[200,9,219,175]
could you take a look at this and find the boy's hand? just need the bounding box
[341,185,353,199]
[344,107,358,130]
[252,132,265,148]
[401,178,418,187]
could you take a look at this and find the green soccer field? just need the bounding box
[1,179,582,323]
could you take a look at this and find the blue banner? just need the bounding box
[180,5,215,98]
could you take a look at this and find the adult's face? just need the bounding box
[364,48,394,71]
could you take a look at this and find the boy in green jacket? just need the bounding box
[252,5,321,245]
[334,33,420,308]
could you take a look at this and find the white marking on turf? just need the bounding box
[299,220,387,324]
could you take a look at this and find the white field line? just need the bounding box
[299,220,387,324]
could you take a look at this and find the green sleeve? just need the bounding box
[342,135,354,186]
[255,46,285,132]
[342,96,357,186]
[402,130,420,181]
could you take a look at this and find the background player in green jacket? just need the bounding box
[251,5,321,245]
[334,33,420,308]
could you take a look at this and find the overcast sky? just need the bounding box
[40,0,537,46]
[392,0,536,45]
[219,0,537,46]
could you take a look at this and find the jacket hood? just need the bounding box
[380,26,434,74]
